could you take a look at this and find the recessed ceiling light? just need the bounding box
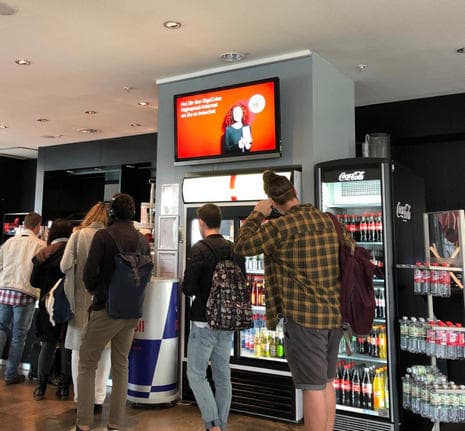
[0,124,8,129]
[41,135,58,139]
[0,3,18,15]
[84,110,97,115]
[130,123,142,127]
[220,52,245,62]
[357,64,368,71]
[78,128,101,134]
[36,118,49,122]
[15,58,32,66]
[163,20,181,30]
[137,101,150,106]
[456,47,465,54]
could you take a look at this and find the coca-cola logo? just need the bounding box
[338,171,366,181]
[396,202,412,222]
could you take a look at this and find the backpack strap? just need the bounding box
[326,212,343,243]
[107,229,145,254]
[200,239,233,262]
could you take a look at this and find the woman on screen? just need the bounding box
[222,104,253,153]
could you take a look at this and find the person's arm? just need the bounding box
[0,242,4,273]
[235,200,279,257]
[30,256,42,289]
[181,244,206,297]
[83,231,105,293]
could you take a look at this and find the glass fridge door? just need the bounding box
[321,174,391,419]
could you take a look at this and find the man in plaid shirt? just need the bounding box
[0,212,45,384]
[235,170,354,431]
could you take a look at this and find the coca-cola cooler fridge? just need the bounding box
[179,169,304,422]
[314,157,426,431]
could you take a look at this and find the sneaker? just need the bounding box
[5,374,26,385]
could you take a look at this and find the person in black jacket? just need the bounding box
[182,204,245,431]
[30,218,73,401]
[76,193,151,431]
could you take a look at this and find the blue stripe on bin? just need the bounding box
[128,389,150,398]
[162,282,179,340]
[151,383,177,393]
[128,339,161,386]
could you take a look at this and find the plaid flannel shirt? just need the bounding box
[0,288,36,306]
[235,204,354,330]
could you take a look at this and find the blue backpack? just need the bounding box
[106,230,153,319]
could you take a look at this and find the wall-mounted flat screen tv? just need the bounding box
[174,77,281,165]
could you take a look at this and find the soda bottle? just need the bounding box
[373,369,385,410]
[359,214,367,242]
[375,212,383,242]
[421,263,431,295]
[254,328,261,357]
[413,262,422,295]
[435,321,447,359]
[384,371,390,411]
[276,329,284,358]
[361,367,373,410]
[334,362,343,404]
[430,263,440,296]
[445,322,457,360]
[378,288,386,319]
[269,331,277,358]
[351,366,362,408]
[367,214,376,242]
[341,364,352,406]
[379,326,387,359]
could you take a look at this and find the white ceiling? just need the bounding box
[1,0,465,157]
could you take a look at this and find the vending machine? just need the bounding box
[180,169,304,422]
[314,158,426,431]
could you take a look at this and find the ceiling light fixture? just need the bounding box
[163,20,181,30]
[137,101,150,106]
[78,128,101,134]
[130,123,142,127]
[0,2,18,15]
[84,110,97,115]
[15,58,32,66]
[41,135,58,139]
[36,118,49,122]
[220,52,245,62]
[456,47,465,54]
[356,64,368,71]
[0,124,8,129]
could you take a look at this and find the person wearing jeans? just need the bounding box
[187,324,233,430]
[0,212,45,384]
[182,204,245,431]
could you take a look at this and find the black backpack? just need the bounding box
[201,240,253,330]
[106,229,154,319]
[327,213,382,337]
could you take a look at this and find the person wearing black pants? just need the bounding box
[30,219,73,401]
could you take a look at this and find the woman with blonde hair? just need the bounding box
[61,202,111,413]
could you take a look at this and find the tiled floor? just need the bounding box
[0,372,304,431]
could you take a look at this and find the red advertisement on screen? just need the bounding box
[174,78,280,163]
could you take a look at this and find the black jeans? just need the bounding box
[38,341,72,383]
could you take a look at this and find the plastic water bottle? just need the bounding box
[439,264,451,297]
[402,375,412,410]
[418,318,427,354]
[421,263,431,295]
[450,386,460,423]
[429,385,441,422]
[400,316,409,351]
[435,321,447,359]
[456,323,465,359]
[446,322,458,360]
[426,320,436,356]
[459,386,465,422]
[408,317,419,353]
[413,262,422,294]
[430,263,440,296]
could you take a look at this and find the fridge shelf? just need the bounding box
[373,278,385,283]
[325,204,382,209]
[374,318,387,324]
[338,352,388,364]
[252,305,265,312]
[396,263,463,272]
[246,269,265,275]
[336,404,389,418]
[239,350,287,363]
[359,241,383,246]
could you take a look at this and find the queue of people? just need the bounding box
[0,193,151,431]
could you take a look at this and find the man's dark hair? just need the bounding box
[196,204,222,229]
[24,212,42,230]
[47,218,73,245]
[111,193,136,220]
[263,170,296,205]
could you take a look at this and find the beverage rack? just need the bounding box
[397,210,465,429]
